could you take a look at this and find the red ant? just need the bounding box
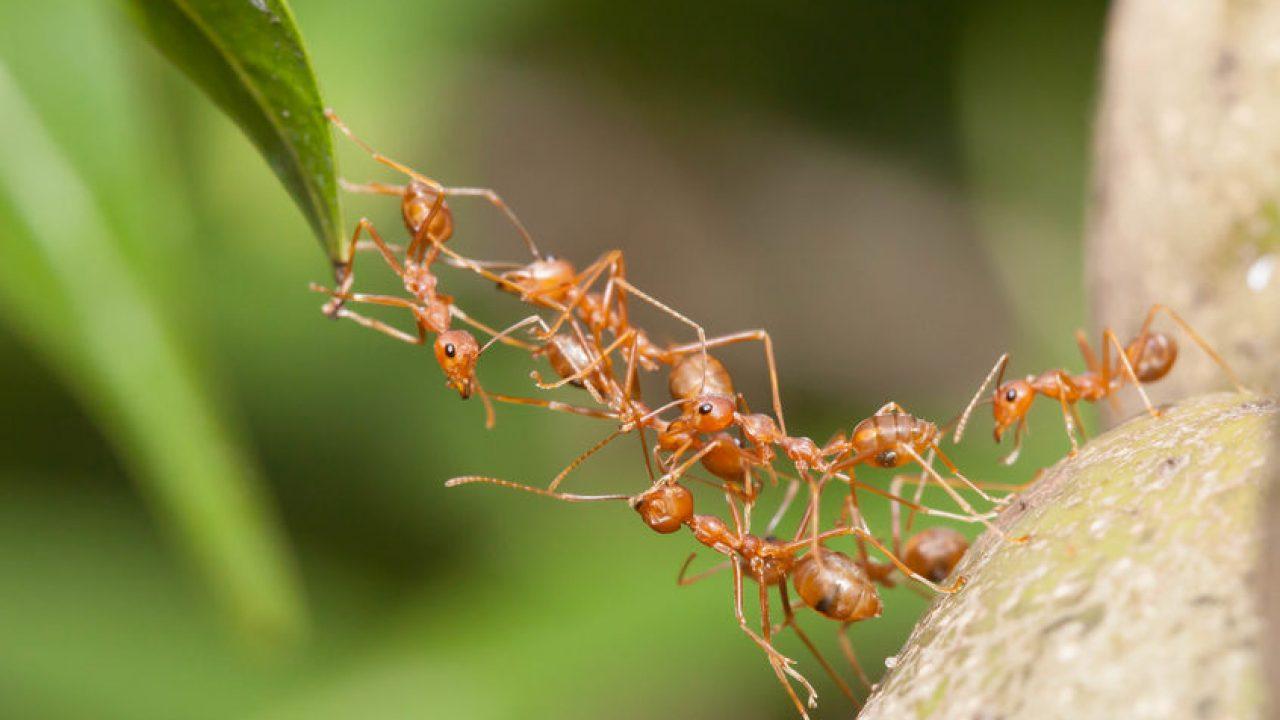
[319,112,798,461]
[314,111,652,427]
[446,472,959,719]
[823,402,1020,543]
[954,304,1247,464]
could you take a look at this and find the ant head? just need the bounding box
[433,330,480,399]
[992,379,1034,441]
[402,182,453,244]
[631,482,694,534]
[689,394,736,434]
[1131,332,1178,383]
[792,549,882,622]
[903,527,969,582]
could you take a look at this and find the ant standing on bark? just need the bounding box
[954,304,1247,464]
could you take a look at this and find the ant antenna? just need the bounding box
[954,353,1009,443]
[445,476,630,503]
[479,315,547,355]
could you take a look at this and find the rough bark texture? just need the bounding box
[1086,0,1280,402]
[859,392,1275,720]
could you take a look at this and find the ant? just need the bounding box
[315,111,647,427]
[954,304,1247,464]
[447,471,957,719]
[320,112,797,457]
[824,402,1020,543]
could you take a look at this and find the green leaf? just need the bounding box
[0,61,306,642]
[123,0,344,262]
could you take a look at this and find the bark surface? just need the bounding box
[1086,0,1280,401]
[859,393,1275,720]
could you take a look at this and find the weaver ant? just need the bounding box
[315,112,656,427]
[954,304,1247,464]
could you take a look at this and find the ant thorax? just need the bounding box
[402,262,438,300]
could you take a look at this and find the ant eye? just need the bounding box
[698,403,713,415]
[444,343,457,358]
[1004,388,1018,402]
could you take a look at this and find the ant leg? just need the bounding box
[1140,304,1246,391]
[760,580,819,712]
[834,473,995,523]
[444,475,629,503]
[724,496,815,712]
[889,475,906,556]
[843,481,874,567]
[929,444,1004,504]
[837,622,874,691]
[1076,328,1120,414]
[999,417,1029,466]
[321,218,404,315]
[778,584,858,705]
[614,277,714,395]
[338,179,405,196]
[901,448,935,531]
[1075,328,1101,372]
[307,287,427,345]
[792,526,966,594]
[765,476,802,536]
[1051,374,1082,455]
[485,392,618,421]
[435,185,541,260]
[330,307,426,345]
[874,401,907,415]
[729,558,815,718]
[906,447,1026,543]
[677,553,731,586]
[1103,329,1158,418]
[668,329,788,436]
[660,443,720,487]
[1070,402,1089,441]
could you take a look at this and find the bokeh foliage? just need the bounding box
[0,1,1105,718]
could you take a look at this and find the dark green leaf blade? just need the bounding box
[123,0,344,261]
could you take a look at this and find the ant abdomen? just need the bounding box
[902,527,969,582]
[402,181,453,243]
[668,353,734,402]
[792,550,882,622]
[499,258,577,301]
[632,482,694,534]
[540,334,597,392]
[701,432,749,483]
[1131,332,1178,382]
[850,413,936,468]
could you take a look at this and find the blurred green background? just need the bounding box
[0,1,1109,718]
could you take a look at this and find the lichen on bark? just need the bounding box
[859,393,1275,720]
